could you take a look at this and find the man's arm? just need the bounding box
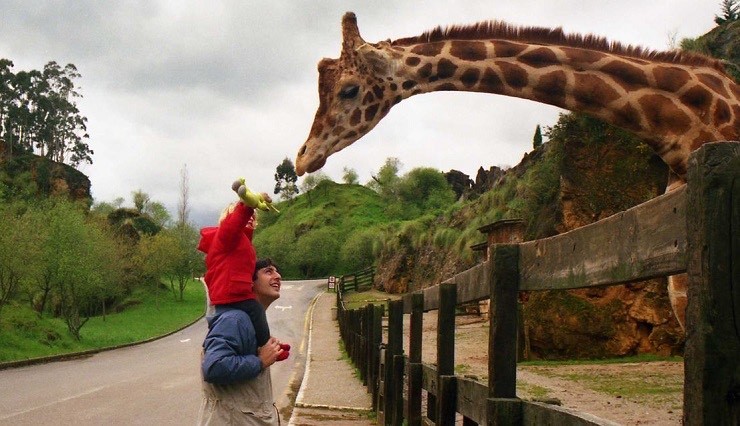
[201,311,262,385]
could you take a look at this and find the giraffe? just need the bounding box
[295,12,740,329]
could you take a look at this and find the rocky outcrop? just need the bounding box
[0,149,91,203]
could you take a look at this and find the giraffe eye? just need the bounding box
[338,85,359,99]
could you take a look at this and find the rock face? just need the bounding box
[0,149,91,203]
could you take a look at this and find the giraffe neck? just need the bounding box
[385,39,739,177]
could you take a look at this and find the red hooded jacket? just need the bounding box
[197,202,256,305]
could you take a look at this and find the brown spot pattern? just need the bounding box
[612,103,643,131]
[602,61,649,90]
[534,70,567,106]
[639,94,691,134]
[449,41,488,61]
[497,61,528,89]
[362,91,375,105]
[679,86,713,116]
[405,57,421,67]
[461,68,481,88]
[364,104,379,121]
[380,100,391,116]
[350,109,361,126]
[437,59,458,79]
[372,85,384,99]
[411,42,444,57]
[697,73,730,98]
[519,48,560,68]
[653,66,690,93]
[692,130,716,149]
[714,99,732,125]
[479,68,505,93]
[402,80,417,90]
[560,47,604,66]
[492,41,527,58]
[417,63,433,79]
[572,73,620,107]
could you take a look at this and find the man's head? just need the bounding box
[253,258,281,307]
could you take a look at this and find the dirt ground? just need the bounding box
[407,311,684,426]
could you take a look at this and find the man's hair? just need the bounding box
[253,258,279,281]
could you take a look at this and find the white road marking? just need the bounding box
[274,305,293,311]
[180,339,191,343]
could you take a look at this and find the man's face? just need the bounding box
[254,264,281,305]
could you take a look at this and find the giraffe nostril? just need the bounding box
[298,145,307,156]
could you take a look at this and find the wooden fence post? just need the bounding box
[487,244,521,425]
[371,304,383,410]
[407,293,424,426]
[683,141,740,425]
[437,283,457,424]
[385,300,403,426]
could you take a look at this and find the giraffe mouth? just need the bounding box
[295,149,327,176]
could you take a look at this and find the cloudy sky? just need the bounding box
[0,1,722,227]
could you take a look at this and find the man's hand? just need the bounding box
[257,337,284,369]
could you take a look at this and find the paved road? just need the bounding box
[0,279,326,425]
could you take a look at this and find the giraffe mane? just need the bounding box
[390,21,728,74]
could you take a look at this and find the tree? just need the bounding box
[132,190,150,213]
[368,157,402,200]
[0,60,92,166]
[342,167,359,185]
[0,203,41,318]
[177,164,190,228]
[715,0,739,24]
[274,157,299,200]
[134,231,178,308]
[36,200,121,339]
[533,124,543,149]
[397,167,456,216]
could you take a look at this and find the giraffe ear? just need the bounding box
[356,43,392,76]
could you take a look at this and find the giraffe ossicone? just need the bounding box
[296,12,740,330]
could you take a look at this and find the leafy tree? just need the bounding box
[0,60,91,166]
[367,157,402,200]
[274,157,299,200]
[293,228,341,277]
[0,203,42,317]
[396,167,456,218]
[147,201,172,228]
[342,167,359,185]
[134,231,178,308]
[339,228,378,272]
[300,171,331,193]
[533,124,543,149]
[132,190,150,213]
[715,0,739,24]
[36,200,121,339]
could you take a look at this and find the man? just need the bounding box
[198,258,285,425]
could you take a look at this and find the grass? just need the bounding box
[518,353,682,366]
[0,280,206,363]
[340,289,401,311]
[517,382,551,399]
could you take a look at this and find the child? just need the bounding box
[197,180,289,360]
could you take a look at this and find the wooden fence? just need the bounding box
[339,266,375,293]
[335,142,740,425]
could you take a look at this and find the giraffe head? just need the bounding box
[296,12,400,175]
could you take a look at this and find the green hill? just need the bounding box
[253,180,396,279]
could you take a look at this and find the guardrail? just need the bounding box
[339,266,375,293]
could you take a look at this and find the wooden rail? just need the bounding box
[335,142,740,425]
[340,266,375,293]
